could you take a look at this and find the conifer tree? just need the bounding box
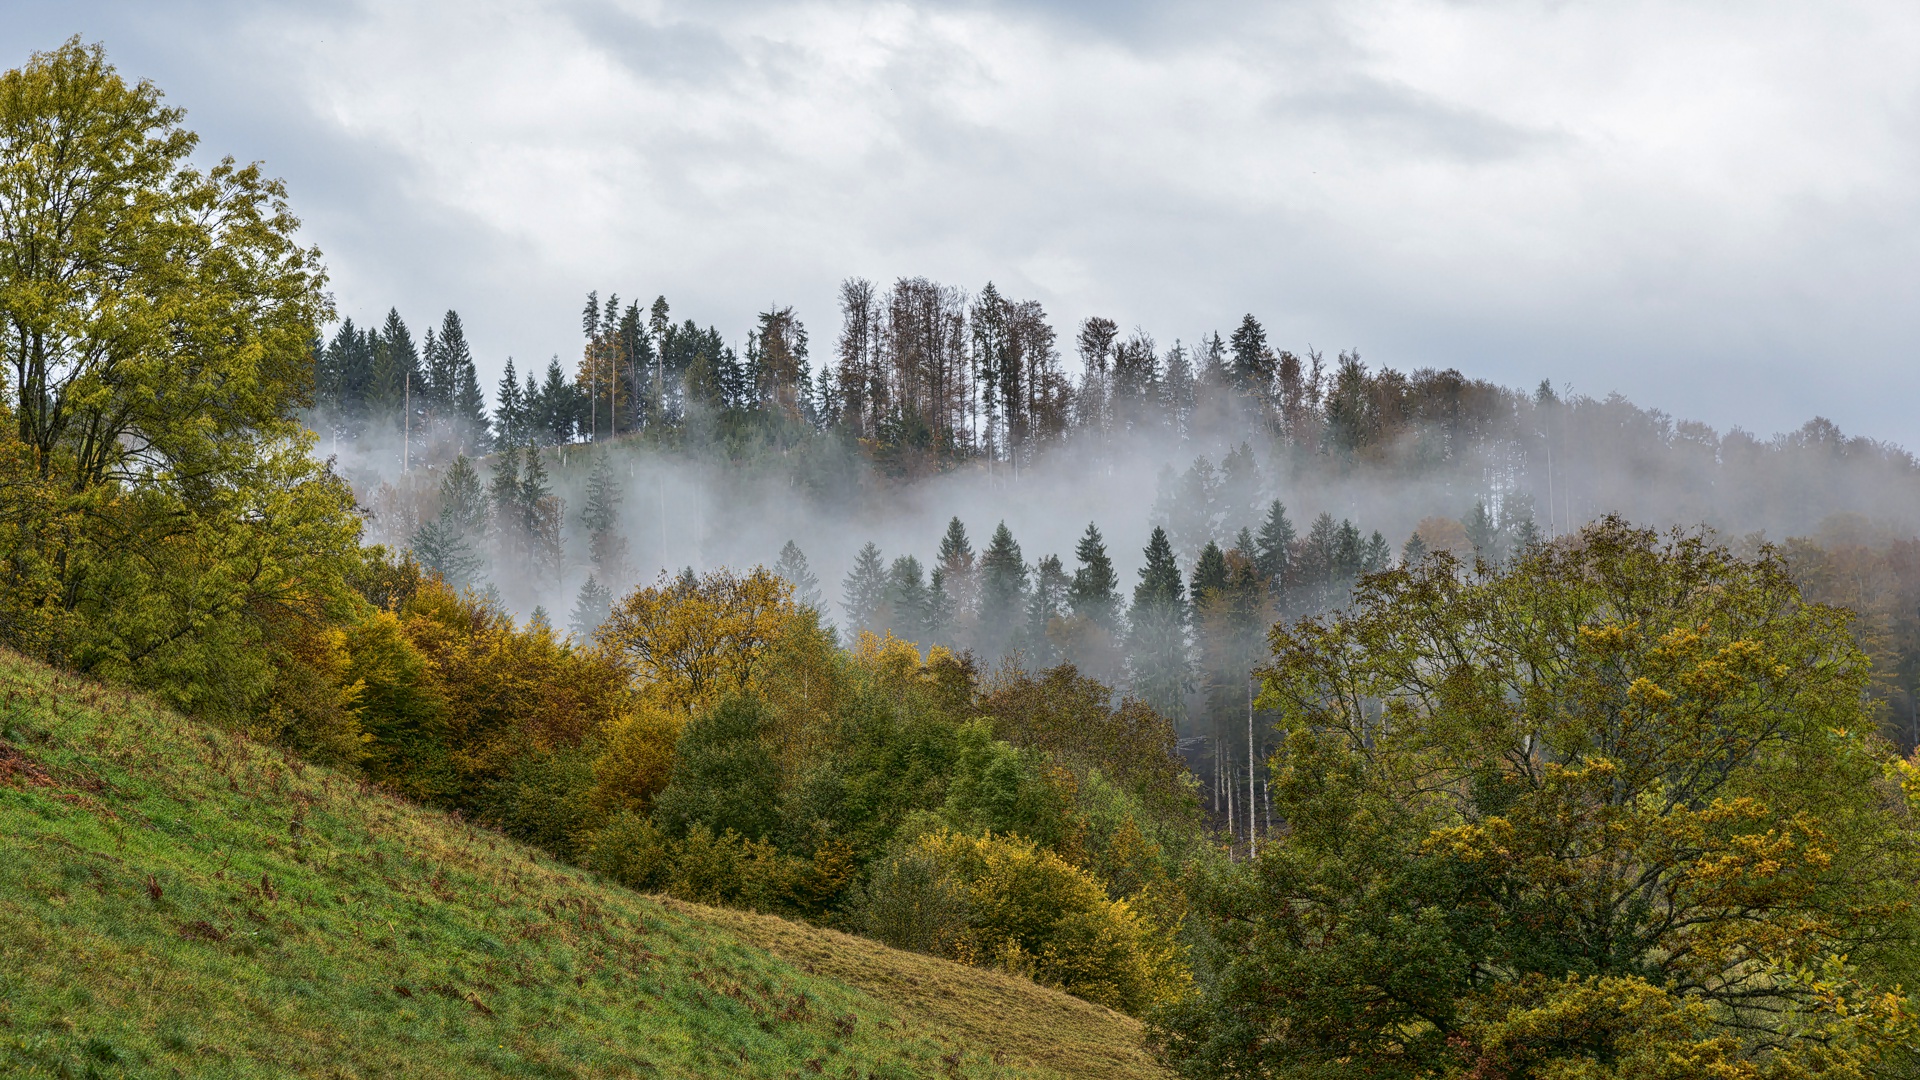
[1129,526,1188,723]
[441,455,489,537]
[978,521,1029,659]
[842,542,888,635]
[1026,553,1070,667]
[934,517,978,647]
[520,447,564,587]
[1254,500,1296,590]
[773,540,823,611]
[494,357,524,447]
[570,574,613,637]
[411,515,481,590]
[580,453,627,579]
[886,555,934,644]
[1464,500,1502,567]
[1362,530,1393,574]
[489,445,525,563]
[1401,530,1429,565]
[1229,313,1272,394]
[1068,522,1121,631]
[1190,540,1229,603]
[435,310,488,451]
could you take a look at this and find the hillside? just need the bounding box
[0,649,1167,1080]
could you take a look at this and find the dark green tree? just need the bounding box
[1129,526,1188,723]
[651,696,782,843]
[569,574,613,637]
[842,541,888,635]
[1069,522,1121,631]
[580,453,626,578]
[773,540,823,610]
[886,555,934,644]
[978,521,1029,658]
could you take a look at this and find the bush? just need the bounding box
[584,811,669,891]
[651,695,782,842]
[863,828,1187,1015]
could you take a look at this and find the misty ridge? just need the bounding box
[312,276,1920,646]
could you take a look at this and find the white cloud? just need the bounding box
[6,0,1919,443]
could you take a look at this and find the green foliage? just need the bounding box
[652,695,783,843]
[863,829,1187,1016]
[0,39,359,723]
[1154,517,1920,1079]
[942,721,1074,850]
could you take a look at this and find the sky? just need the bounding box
[8,0,1919,448]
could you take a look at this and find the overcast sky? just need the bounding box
[8,1,1918,447]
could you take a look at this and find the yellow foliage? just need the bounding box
[596,567,807,715]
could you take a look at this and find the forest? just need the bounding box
[9,38,1920,1079]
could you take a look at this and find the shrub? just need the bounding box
[651,695,782,842]
[864,828,1187,1015]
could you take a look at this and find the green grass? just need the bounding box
[0,649,1167,1079]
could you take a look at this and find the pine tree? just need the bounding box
[1362,530,1392,574]
[1229,313,1272,394]
[411,514,481,590]
[489,445,525,564]
[1025,553,1070,667]
[1129,526,1188,723]
[886,555,933,644]
[539,357,575,445]
[934,516,977,647]
[842,542,888,635]
[435,310,488,451]
[494,358,524,447]
[1068,522,1121,630]
[1190,540,1229,603]
[1254,500,1296,589]
[978,521,1029,659]
[442,455,489,535]
[1401,530,1429,565]
[570,575,613,638]
[581,453,627,579]
[1464,500,1502,567]
[773,540,823,610]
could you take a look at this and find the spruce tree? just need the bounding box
[886,555,933,644]
[1254,500,1296,588]
[435,310,487,451]
[1228,313,1271,394]
[570,574,613,638]
[935,516,977,647]
[978,521,1029,659]
[1025,553,1070,667]
[1129,526,1188,723]
[1068,522,1121,630]
[442,455,489,536]
[1464,500,1502,567]
[1362,530,1392,574]
[520,448,564,587]
[1190,540,1229,603]
[580,454,627,579]
[841,542,888,636]
[773,540,823,610]
[1334,519,1364,582]
[1401,530,1429,565]
[488,445,525,563]
[411,514,481,590]
[494,357,524,447]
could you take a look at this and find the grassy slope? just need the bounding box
[0,650,1167,1080]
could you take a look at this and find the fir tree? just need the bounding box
[842,542,888,635]
[1401,530,1429,565]
[441,455,489,536]
[1025,553,1071,667]
[494,358,524,447]
[411,514,481,590]
[1229,313,1272,394]
[580,453,627,578]
[886,555,933,644]
[1361,530,1393,574]
[934,516,978,647]
[1129,526,1188,723]
[1464,500,1502,567]
[570,575,613,638]
[1190,540,1229,604]
[1255,500,1296,592]
[978,521,1029,658]
[437,310,488,451]
[773,540,823,610]
[1068,522,1121,631]
[521,448,564,587]
[489,445,525,563]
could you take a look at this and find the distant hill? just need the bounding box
[0,648,1166,1079]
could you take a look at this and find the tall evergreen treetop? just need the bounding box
[774,540,823,611]
[1254,499,1296,587]
[842,541,888,634]
[1190,540,1229,605]
[1133,526,1185,614]
[1069,522,1121,630]
[978,521,1029,653]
